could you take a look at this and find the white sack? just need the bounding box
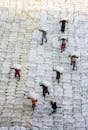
[25,91,38,100]
[54,66,64,73]
[70,51,80,57]
[39,26,48,32]
[12,64,22,70]
[40,81,51,87]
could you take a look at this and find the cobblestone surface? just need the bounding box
[0,0,40,129]
[0,0,88,130]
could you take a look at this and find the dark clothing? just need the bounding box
[39,30,47,45]
[61,20,67,32]
[56,72,60,83]
[15,69,20,80]
[72,61,76,70]
[50,101,57,113]
[71,60,76,70]
[40,84,49,98]
[70,56,77,70]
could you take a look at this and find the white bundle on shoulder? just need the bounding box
[39,25,48,32]
[54,66,64,73]
[25,90,38,100]
[12,64,22,70]
[70,51,80,58]
[40,81,51,87]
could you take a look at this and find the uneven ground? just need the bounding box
[0,0,88,130]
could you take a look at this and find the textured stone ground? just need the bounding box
[0,0,40,129]
[0,0,88,130]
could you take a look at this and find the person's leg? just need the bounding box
[44,34,47,43]
[61,45,64,52]
[17,75,20,81]
[41,37,43,45]
[61,45,63,52]
[44,37,47,43]
[56,72,60,83]
[16,72,20,80]
[32,104,35,110]
[43,90,46,98]
[73,61,76,70]
[43,33,47,43]
[52,109,56,114]
[48,91,49,95]
[61,25,65,32]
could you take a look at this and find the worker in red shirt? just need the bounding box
[15,69,20,80]
[31,98,38,110]
[60,38,66,52]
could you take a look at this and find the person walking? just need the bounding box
[69,55,78,70]
[56,71,60,83]
[39,29,47,45]
[40,84,49,98]
[15,69,20,80]
[49,101,57,115]
[60,20,68,33]
[53,68,61,83]
[31,98,38,111]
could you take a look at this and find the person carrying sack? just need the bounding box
[40,84,49,98]
[31,98,38,111]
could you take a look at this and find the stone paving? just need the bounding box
[0,0,88,130]
[0,0,40,130]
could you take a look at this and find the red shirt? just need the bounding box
[15,69,20,75]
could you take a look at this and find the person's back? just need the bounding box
[31,99,37,105]
[71,56,77,62]
[40,84,49,98]
[39,29,47,44]
[15,69,20,80]
[61,42,66,52]
[43,86,48,92]
[70,55,78,70]
[61,20,67,26]
[51,102,57,109]
[50,101,57,114]
[56,71,60,83]
[60,20,67,32]
[15,69,20,74]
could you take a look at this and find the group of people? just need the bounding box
[39,19,78,71]
[12,20,78,115]
[30,19,78,113]
[30,84,59,115]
